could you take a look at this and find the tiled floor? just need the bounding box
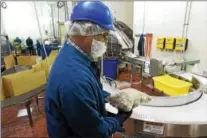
[1,93,48,137]
[1,71,151,137]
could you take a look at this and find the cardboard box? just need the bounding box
[17,56,39,66]
[1,78,5,101]
[4,54,15,69]
[32,52,57,79]
[2,69,46,97]
[32,63,42,72]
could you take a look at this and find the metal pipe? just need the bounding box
[57,5,60,37]
[181,1,189,38]
[34,1,49,63]
[34,1,43,40]
[64,2,67,21]
[50,4,56,37]
[65,1,69,21]
[185,1,192,38]
[142,1,146,34]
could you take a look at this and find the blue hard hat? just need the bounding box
[70,1,115,31]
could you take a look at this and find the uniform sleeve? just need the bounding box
[59,81,121,137]
[103,90,111,103]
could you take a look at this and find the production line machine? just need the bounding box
[103,71,207,137]
[102,53,207,137]
[102,20,207,137]
[119,52,200,84]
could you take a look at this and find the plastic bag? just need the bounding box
[109,88,151,112]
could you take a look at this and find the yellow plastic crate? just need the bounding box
[153,75,192,96]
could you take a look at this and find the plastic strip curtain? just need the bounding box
[33,1,50,64]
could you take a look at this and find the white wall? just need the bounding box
[133,1,207,72]
[1,1,133,40]
[1,1,72,40]
[2,2,40,39]
[104,1,134,29]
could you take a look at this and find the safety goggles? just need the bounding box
[94,32,109,43]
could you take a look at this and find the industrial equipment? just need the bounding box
[1,35,13,72]
[104,72,207,137]
[101,19,207,137]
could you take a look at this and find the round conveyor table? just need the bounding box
[104,73,207,137]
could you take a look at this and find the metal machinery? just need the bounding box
[103,21,207,137]
[1,35,13,72]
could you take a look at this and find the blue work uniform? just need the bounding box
[45,41,121,138]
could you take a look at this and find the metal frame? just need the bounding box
[124,118,207,137]
[1,84,46,108]
[1,84,46,128]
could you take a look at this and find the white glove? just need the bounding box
[109,88,151,112]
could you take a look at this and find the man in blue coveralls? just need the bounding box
[45,1,132,137]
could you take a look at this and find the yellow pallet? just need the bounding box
[153,75,192,96]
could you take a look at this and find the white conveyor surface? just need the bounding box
[104,74,207,125]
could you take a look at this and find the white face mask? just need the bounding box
[91,39,107,59]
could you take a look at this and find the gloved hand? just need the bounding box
[116,110,132,133]
[117,110,132,124]
[109,88,151,112]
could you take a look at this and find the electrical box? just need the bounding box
[165,37,175,50]
[175,38,188,51]
[156,37,165,49]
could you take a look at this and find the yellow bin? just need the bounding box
[153,75,192,96]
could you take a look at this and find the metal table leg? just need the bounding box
[25,100,33,128]
[35,96,41,113]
